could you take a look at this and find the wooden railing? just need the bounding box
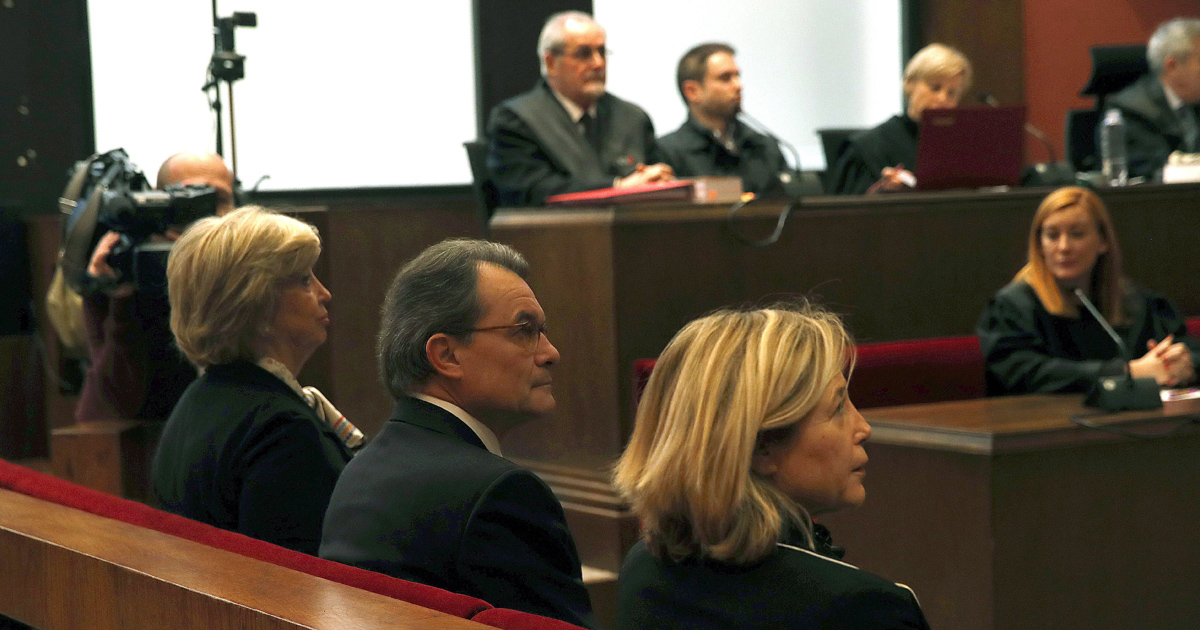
[0,488,490,630]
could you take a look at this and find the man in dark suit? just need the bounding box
[1106,18,1200,179]
[486,11,673,206]
[320,239,593,628]
[658,43,791,197]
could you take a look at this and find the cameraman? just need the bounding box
[77,151,235,423]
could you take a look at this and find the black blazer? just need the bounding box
[151,360,353,555]
[827,115,918,195]
[618,535,929,630]
[657,116,789,197]
[486,80,659,206]
[320,396,594,628]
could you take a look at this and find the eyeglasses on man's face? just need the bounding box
[554,45,608,63]
[467,320,549,353]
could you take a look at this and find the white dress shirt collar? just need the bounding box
[548,85,597,123]
[410,393,503,456]
[1163,80,1185,112]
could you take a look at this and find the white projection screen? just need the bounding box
[89,2,901,191]
[595,0,903,171]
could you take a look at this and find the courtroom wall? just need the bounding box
[1023,0,1199,160]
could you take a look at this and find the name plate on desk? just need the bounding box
[689,176,744,204]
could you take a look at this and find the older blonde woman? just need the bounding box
[829,43,972,194]
[614,304,929,630]
[977,186,1197,394]
[152,207,360,555]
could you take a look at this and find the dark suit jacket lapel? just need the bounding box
[515,82,605,177]
[391,396,487,451]
[1142,77,1185,142]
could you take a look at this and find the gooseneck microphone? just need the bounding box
[723,110,804,248]
[978,93,1059,164]
[1072,288,1162,410]
[1073,288,1132,366]
[738,110,802,181]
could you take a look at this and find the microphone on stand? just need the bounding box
[978,93,1059,164]
[738,110,804,191]
[978,93,1076,186]
[722,110,804,248]
[1073,287,1162,411]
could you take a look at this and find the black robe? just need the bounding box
[827,115,918,195]
[976,280,1199,395]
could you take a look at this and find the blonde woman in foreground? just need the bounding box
[614,304,930,630]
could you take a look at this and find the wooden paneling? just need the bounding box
[919,0,1024,105]
[50,420,161,503]
[821,395,1200,630]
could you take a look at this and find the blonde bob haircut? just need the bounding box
[613,303,854,565]
[1014,186,1126,324]
[903,43,973,94]
[167,206,321,368]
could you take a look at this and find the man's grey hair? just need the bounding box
[1148,18,1200,75]
[377,238,530,400]
[537,10,603,77]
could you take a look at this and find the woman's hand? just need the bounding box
[868,165,916,193]
[1130,335,1195,386]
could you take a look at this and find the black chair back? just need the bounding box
[816,127,865,191]
[1065,109,1102,172]
[817,128,864,169]
[1080,44,1149,106]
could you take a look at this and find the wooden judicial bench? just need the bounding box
[819,394,1200,630]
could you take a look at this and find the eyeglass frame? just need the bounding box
[463,320,550,352]
[550,44,609,63]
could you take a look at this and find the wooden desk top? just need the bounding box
[0,488,490,630]
[864,394,1200,454]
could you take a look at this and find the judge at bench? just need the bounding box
[486,11,673,206]
[1105,18,1200,179]
[657,43,790,197]
[828,43,971,195]
[320,239,594,628]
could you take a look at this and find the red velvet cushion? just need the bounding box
[471,608,590,630]
[632,335,985,412]
[849,335,984,409]
[632,358,657,407]
[0,458,490,619]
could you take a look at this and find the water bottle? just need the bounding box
[1100,108,1128,186]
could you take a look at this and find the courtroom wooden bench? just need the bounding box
[0,457,584,630]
